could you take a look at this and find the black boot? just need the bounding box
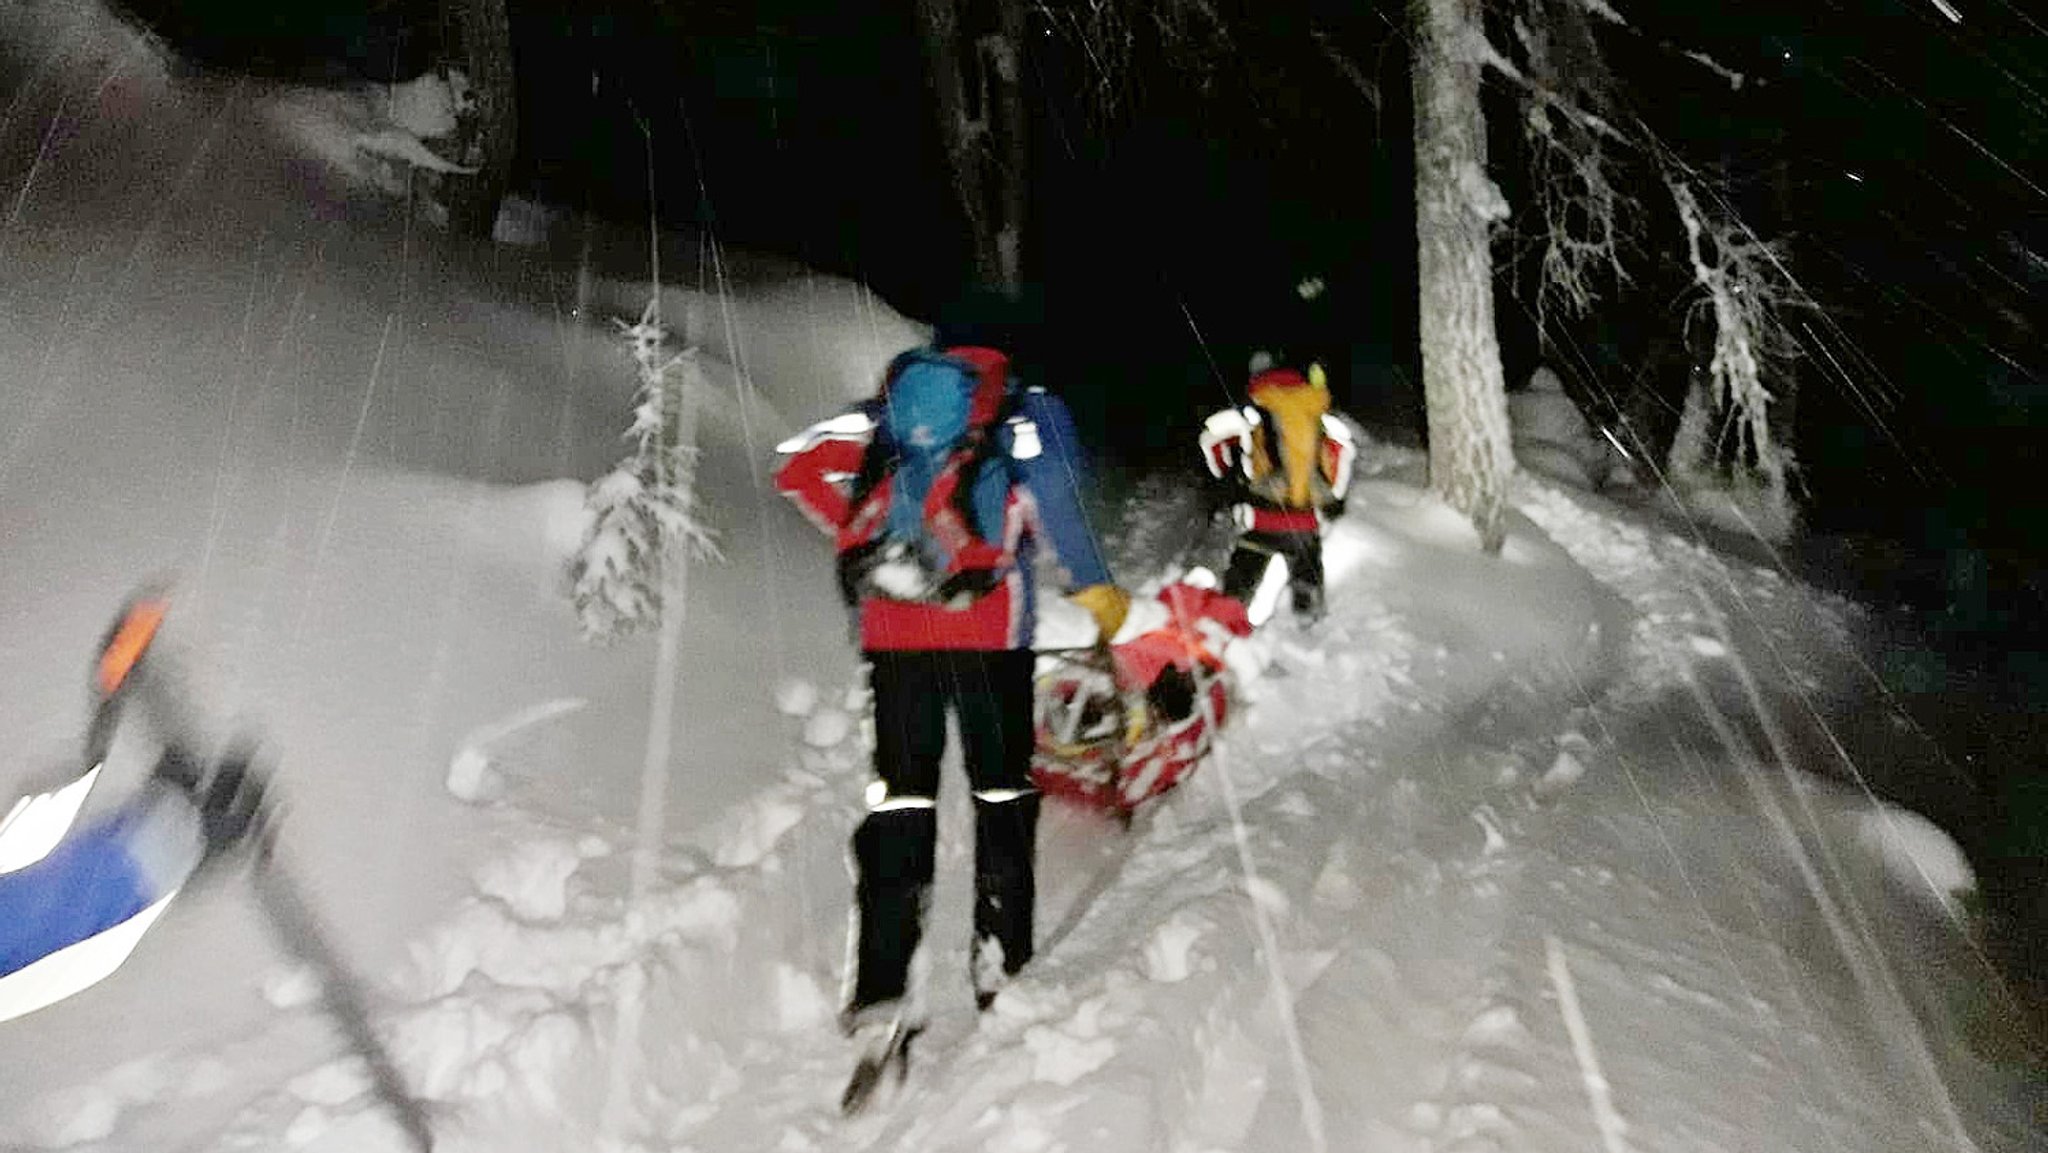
[847,806,936,1016]
[1292,584,1326,625]
[971,791,1040,1009]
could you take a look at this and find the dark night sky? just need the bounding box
[109,0,2048,626]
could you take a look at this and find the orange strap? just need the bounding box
[96,598,167,696]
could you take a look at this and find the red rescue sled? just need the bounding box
[1031,583,1251,814]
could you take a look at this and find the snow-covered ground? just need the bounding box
[1,4,2039,1151]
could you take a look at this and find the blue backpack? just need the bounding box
[841,350,1019,601]
[881,351,978,458]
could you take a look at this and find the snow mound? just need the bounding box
[287,1061,370,1108]
[710,789,810,868]
[262,966,322,1010]
[444,746,502,804]
[802,706,853,749]
[447,699,589,804]
[770,963,834,1033]
[772,678,818,718]
[575,270,929,430]
[1533,730,1592,802]
[1855,799,1977,919]
[18,1058,169,1148]
[254,72,476,200]
[1509,366,1619,491]
[474,839,585,922]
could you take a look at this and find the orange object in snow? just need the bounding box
[95,597,167,697]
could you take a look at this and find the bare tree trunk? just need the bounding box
[1412,0,1516,553]
[991,0,1028,291]
[916,0,1027,295]
[441,0,516,238]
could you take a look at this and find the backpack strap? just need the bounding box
[846,347,1008,533]
[945,382,1026,532]
[842,398,894,536]
[835,357,1024,604]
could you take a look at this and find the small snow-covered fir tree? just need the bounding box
[569,299,720,642]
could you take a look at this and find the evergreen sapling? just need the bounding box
[569,299,720,642]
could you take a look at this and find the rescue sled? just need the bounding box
[1031,582,1251,814]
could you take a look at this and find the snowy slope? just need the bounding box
[0,4,904,1145]
[1,5,2040,1152]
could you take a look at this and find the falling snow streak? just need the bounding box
[1804,54,2046,209]
[1527,465,2042,1116]
[687,112,798,679]
[195,230,332,603]
[293,311,397,650]
[3,92,67,232]
[0,86,234,492]
[1554,659,1863,1152]
[1676,657,1985,1153]
[1547,935,1633,1153]
[1198,693,1330,1153]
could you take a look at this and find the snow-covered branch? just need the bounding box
[1667,180,1807,531]
[1680,50,1746,91]
[1572,0,1626,26]
[1511,4,1635,338]
[1030,0,1235,128]
[1528,107,1630,330]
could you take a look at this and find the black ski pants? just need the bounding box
[1222,529,1326,618]
[849,648,1039,1013]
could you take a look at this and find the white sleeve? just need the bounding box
[1199,408,1255,479]
[772,409,875,457]
[0,765,104,875]
[1321,414,1357,500]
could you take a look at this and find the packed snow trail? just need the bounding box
[275,460,2029,1153]
[146,467,1634,1152]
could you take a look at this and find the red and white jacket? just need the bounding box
[775,347,1115,653]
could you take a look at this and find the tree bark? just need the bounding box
[1412,0,1516,552]
[441,0,517,238]
[916,0,1027,296]
[992,0,1028,292]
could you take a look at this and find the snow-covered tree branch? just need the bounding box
[1031,0,1237,129]
[1512,2,1634,339]
[1492,0,1823,537]
[1666,179,1805,535]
